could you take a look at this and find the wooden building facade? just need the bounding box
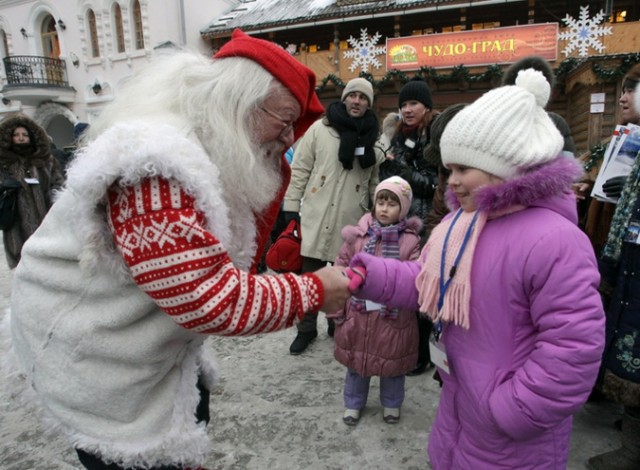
[202,0,640,155]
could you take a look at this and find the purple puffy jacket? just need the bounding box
[351,158,605,469]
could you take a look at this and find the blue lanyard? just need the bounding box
[433,209,480,341]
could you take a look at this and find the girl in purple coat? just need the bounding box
[329,176,422,426]
[348,69,605,469]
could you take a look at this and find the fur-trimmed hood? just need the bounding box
[341,212,423,243]
[0,114,52,164]
[445,156,583,222]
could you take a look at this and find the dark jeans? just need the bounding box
[76,378,210,470]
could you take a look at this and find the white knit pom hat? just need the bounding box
[440,68,563,179]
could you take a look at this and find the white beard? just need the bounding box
[197,131,284,269]
[201,132,283,214]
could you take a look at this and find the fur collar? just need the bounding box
[445,157,583,214]
[0,114,53,164]
[65,120,257,276]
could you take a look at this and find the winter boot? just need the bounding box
[586,408,640,470]
[343,408,361,426]
[383,407,400,424]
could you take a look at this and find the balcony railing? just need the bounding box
[3,55,69,87]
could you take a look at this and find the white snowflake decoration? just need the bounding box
[559,5,612,57]
[343,28,386,73]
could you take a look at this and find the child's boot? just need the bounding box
[383,407,400,424]
[343,408,360,426]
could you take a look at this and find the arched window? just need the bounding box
[41,15,60,58]
[132,0,144,50]
[88,9,100,57]
[113,3,125,53]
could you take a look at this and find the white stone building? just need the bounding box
[0,0,229,147]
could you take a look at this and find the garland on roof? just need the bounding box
[317,64,503,92]
[592,52,640,81]
[554,57,580,80]
[316,53,640,93]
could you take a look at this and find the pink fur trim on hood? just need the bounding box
[445,156,583,214]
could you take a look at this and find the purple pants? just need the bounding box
[343,368,405,409]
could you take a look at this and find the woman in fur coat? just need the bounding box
[0,114,64,268]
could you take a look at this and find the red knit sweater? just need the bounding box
[107,176,323,334]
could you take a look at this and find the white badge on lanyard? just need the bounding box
[404,138,416,149]
[355,146,365,156]
[429,334,450,375]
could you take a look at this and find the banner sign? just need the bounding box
[386,23,558,70]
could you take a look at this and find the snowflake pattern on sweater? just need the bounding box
[107,176,323,334]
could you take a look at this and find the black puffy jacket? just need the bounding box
[379,128,438,240]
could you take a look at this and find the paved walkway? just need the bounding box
[0,248,622,469]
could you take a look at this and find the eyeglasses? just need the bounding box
[259,106,296,138]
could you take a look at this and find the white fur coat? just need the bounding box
[3,120,267,468]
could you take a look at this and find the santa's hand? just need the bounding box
[314,266,351,313]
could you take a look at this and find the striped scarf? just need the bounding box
[602,150,640,262]
[353,218,407,319]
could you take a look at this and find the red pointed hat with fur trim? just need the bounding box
[214,29,324,140]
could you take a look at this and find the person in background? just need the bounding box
[329,176,422,426]
[347,69,604,469]
[73,121,90,143]
[501,55,577,158]
[49,139,72,172]
[283,77,384,355]
[4,29,351,470]
[574,63,640,254]
[417,103,468,384]
[379,111,400,156]
[380,77,438,239]
[270,145,295,243]
[379,77,437,376]
[259,145,296,274]
[586,79,640,470]
[0,114,64,268]
[422,104,467,263]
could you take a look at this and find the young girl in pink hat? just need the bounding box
[330,175,422,426]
